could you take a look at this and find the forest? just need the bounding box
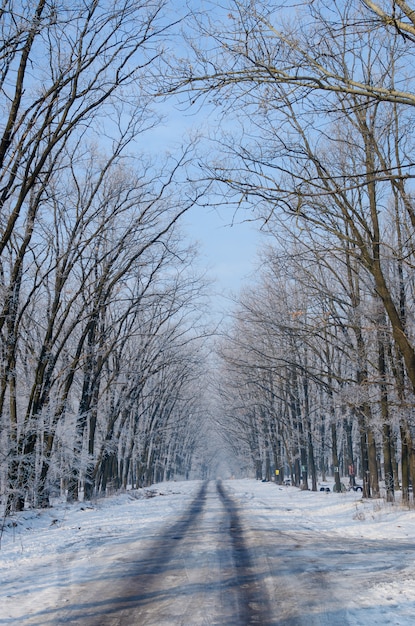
[1,0,415,514]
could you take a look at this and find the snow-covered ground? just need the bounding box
[1,479,415,625]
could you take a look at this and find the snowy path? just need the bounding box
[54,481,273,625]
[1,479,415,625]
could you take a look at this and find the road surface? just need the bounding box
[42,480,412,625]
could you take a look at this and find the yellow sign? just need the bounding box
[275,470,279,475]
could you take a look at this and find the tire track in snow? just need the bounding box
[78,481,209,626]
[59,480,275,625]
[129,479,208,577]
[216,480,273,625]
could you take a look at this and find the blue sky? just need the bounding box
[185,201,262,308]
[147,97,263,316]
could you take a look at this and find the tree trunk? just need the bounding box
[331,422,342,493]
[401,422,410,504]
[367,428,379,497]
[357,411,370,498]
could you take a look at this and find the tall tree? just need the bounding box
[0,1,211,512]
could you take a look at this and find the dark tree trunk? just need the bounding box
[331,423,342,493]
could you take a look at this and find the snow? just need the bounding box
[1,479,415,625]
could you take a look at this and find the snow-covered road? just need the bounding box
[51,481,273,625]
[1,479,415,625]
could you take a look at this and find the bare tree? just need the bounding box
[0,1,214,513]
[171,1,415,497]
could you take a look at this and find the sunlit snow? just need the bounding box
[1,479,415,624]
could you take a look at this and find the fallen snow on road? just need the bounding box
[1,480,415,625]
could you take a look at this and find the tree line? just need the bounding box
[178,0,415,503]
[0,0,211,513]
[3,0,415,513]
